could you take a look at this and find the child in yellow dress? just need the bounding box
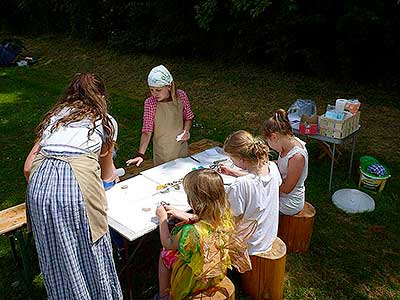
[155,169,253,300]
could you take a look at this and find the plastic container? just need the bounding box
[358,156,390,192]
[359,169,390,192]
[335,99,347,112]
[332,188,375,213]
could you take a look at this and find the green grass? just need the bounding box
[0,34,399,300]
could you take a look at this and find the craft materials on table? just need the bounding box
[106,174,190,240]
[190,147,238,185]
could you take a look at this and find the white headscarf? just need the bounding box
[147,65,174,87]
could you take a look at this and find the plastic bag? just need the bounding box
[287,99,317,129]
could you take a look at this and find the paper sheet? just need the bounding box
[190,147,238,185]
[106,175,191,240]
[141,156,202,184]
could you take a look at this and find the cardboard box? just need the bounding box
[299,115,318,135]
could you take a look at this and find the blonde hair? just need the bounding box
[170,81,179,105]
[224,130,269,167]
[183,169,230,226]
[263,109,293,138]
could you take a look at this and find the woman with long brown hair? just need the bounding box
[24,73,122,299]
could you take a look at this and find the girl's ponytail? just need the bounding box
[224,130,269,167]
[263,109,293,138]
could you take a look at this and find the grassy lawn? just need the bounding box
[0,35,399,300]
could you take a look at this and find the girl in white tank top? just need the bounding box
[263,109,309,215]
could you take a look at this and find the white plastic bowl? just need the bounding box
[332,188,375,213]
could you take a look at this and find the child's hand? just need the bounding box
[219,164,238,177]
[156,205,168,221]
[126,156,143,167]
[164,205,185,220]
[180,130,190,142]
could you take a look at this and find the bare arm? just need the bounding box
[280,153,305,194]
[126,131,152,166]
[99,143,115,181]
[219,165,248,177]
[24,142,41,182]
[164,205,196,221]
[156,205,179,250]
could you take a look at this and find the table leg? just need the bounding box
[349,135,356,178]
[124,239,133,300]
[329,144,336,191]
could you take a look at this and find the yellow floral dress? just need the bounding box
[166,212,255,300]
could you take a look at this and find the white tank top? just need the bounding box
[277,137,308,215]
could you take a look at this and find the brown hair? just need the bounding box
[183,169,230,226]
[263,109,293,138]
[224,130,269,167]
[35,73,115,149]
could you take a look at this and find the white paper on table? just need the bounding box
[106,174,158,204]
[191,147,229,166]
[141,156,202,184]
[190,147,240,185]
[107,185,191,239]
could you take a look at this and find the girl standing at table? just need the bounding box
[126,65,194,167]
[24,73,122,299]
[154,169,253,300]
[263,109,308,215]
[221,130,281,254]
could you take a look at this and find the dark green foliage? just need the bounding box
[1,0,399,81]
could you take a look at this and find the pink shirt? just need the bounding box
[142,89,194,133]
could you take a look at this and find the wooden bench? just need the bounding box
[0,203,32,288]
[192,276,235,300]
[241,237,286,300]
[278,201,316,253]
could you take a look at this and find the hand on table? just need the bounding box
[126,156,143,167]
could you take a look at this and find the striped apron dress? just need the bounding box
[26,151,123,300]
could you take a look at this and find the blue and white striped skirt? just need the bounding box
[27,155,123,300]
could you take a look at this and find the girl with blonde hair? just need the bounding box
[263,109,308,215]
[154,169,252,300]
[221,130,282,255]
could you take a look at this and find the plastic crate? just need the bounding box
[319,111,360,139]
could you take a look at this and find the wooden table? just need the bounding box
[111,139,224,299]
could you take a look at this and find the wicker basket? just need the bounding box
[319,111,360,139]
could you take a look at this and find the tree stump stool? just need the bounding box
[192,276,235,300]
[241,237,286,300]
[278,201,316,253]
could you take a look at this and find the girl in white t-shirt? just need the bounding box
[220,130,282,255]
[263,109,308,215]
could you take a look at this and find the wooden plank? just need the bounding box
[0,203,27,235]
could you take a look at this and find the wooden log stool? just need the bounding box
[278,201,316,253]
[241,237,286,300]
[192,276,235,300]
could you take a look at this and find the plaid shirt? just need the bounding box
[142,89,194,133]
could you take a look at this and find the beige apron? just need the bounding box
[153,100,188,165]
[29,152,108,243]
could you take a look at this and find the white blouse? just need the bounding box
[40,108,118,154]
